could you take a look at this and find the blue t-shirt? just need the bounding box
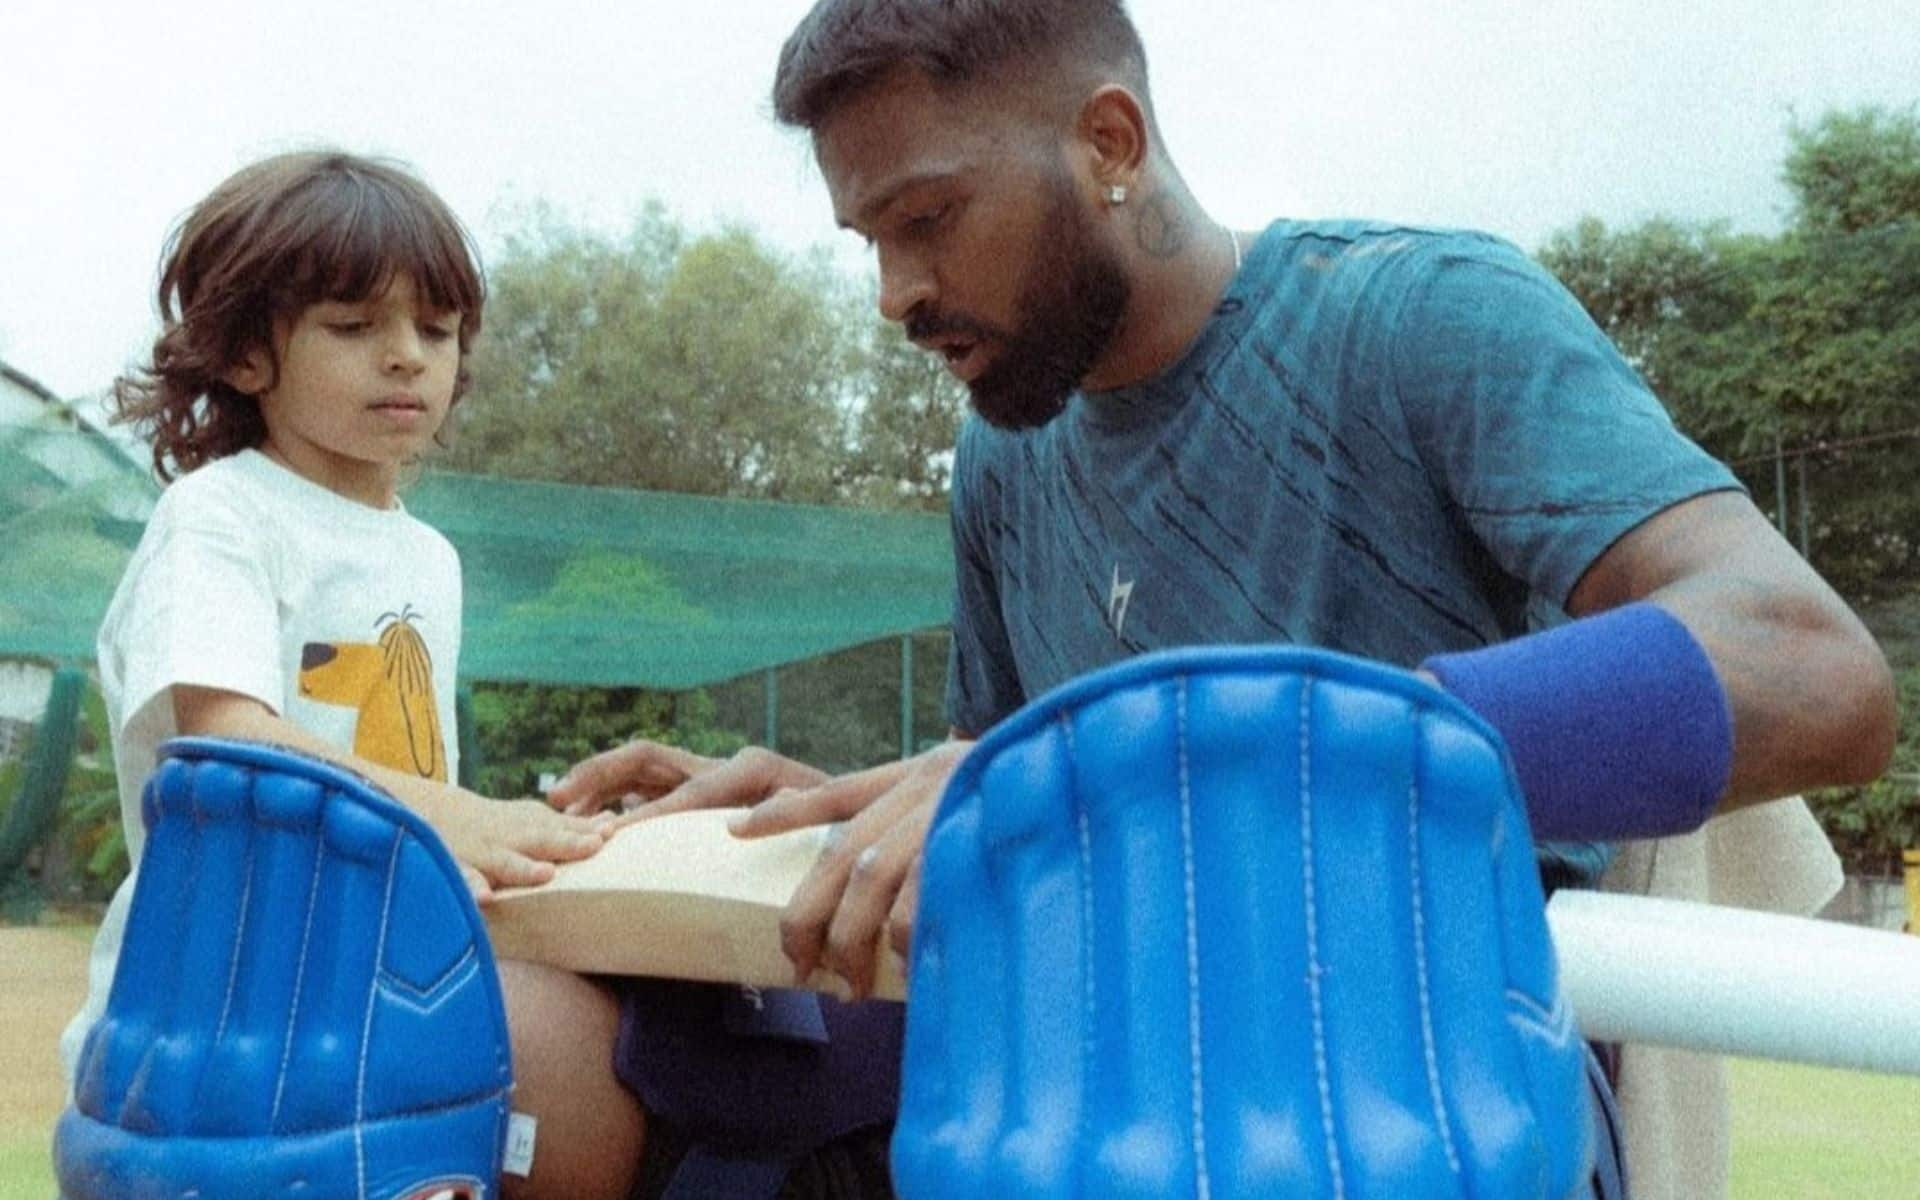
[946,219,1740,742]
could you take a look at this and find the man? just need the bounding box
[511,2,1897,1197]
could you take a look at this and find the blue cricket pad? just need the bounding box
[55,738,513,1200]
[1423,602,1734,841]
[896,645,1595,1200]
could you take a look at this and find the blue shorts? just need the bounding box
[611,978,903,1199]
[610,977,1628,1200]
[1585,1041,1631,1200]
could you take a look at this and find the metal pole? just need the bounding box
[1773,432,1789,536]
[764,667,779,752]
[900,634,915,759]
[1905,845,1919,936]
[1797,451,1811,559]
[455,683,481,791]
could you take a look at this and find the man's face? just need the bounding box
[817,70,1130,430]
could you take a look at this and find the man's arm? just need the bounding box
[1563,489,1896,809]
[750,482,1902,990]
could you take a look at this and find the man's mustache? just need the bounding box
[903,307,1003,345]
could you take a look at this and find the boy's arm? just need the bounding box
[173,684,611,901]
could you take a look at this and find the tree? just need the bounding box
[1535,215,1753,396]
[447,205,863,503]
[1537,105,1920,602]
[450,203,967,511]
[445,208,860,499]
[837,318,967,512]
[1540,106,1920,871]
[1784,106,1920,235]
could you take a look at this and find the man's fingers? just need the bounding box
[888,853,922,961]
[729,758,911,838]
[778,780,933,992]
[820,825,923,997]
[622,745,829,823]
[780,844,851,987]
[547,740,714,811]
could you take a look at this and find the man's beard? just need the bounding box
[908,176,1131,431]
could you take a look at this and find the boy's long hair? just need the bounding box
[113,150,486,481]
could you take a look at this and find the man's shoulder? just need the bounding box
[1239,219,1547,356]
[1249,218,1528,291]
[1257,218,1517,257]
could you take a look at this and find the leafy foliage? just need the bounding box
[469,682,746,799]
[1540,106,1920,869]
[1538,105,1920,602]
[445,204,964,508]
[838,321,966,512]
[7,665,125,904]
[1806,664,1920,876]
[1784,106,1920,235]
[448,205,965,784]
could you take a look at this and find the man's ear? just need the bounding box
[224,347,273,397]
[1077,84,1150,197]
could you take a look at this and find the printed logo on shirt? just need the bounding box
[1107,563,1135,639]
[299,605,446,780]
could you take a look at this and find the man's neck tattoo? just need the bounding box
[1133,191,1190,259]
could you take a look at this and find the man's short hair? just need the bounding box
[773,0,1150,130]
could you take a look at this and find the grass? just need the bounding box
[1727,1058,1919,1200]
[0,1131,54,1200]
[6,1059,1916,1197]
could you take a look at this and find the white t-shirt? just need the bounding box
[61,449,463,1080]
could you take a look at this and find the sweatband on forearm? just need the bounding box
[1421,602,1733,841]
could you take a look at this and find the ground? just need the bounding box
[3,923,90,1198]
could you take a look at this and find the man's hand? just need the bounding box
[546,740,829,821]
[729,739,974,998]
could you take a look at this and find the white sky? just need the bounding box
[2,0,1916,400]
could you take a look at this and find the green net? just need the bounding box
[0,427,955,689]
[0,425,155,663]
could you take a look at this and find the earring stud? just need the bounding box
[1105,183,1128,206]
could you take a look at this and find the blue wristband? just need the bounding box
[1422,603,1733,841]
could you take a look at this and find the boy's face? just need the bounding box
[230,272,460,507]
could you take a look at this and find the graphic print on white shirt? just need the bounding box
[298,604,447,781]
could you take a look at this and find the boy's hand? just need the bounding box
[170,683,613,903]
[416,793,613,903]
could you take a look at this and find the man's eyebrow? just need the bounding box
[840,170,959,231]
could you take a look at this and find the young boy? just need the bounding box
[61,149,611,1085]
